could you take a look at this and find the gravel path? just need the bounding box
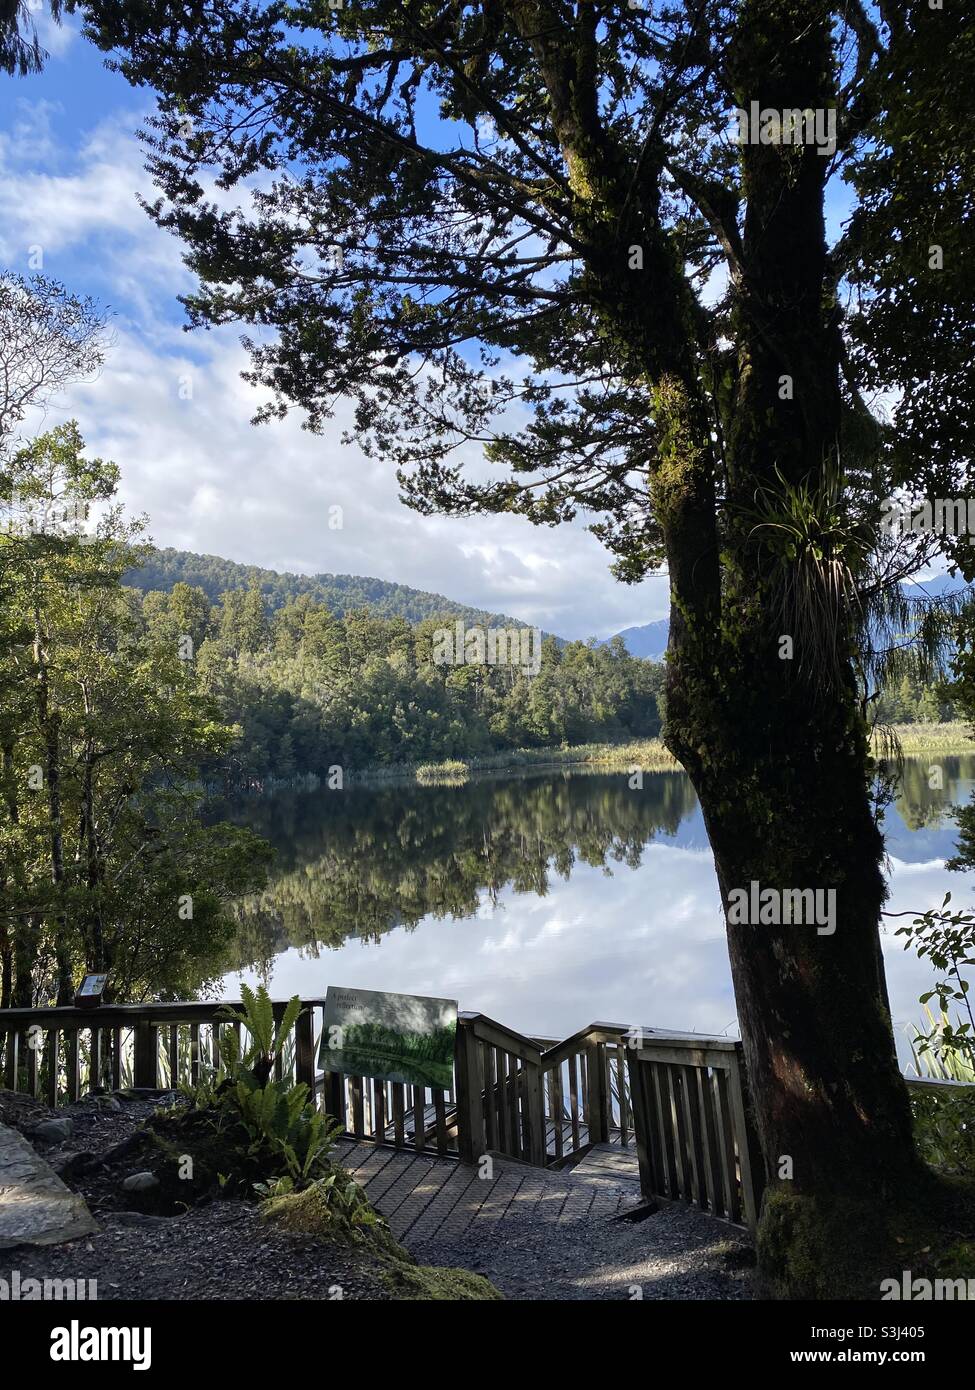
[410,1201,755,1300]
[8,1202,393,1301]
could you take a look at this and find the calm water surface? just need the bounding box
[217,758,975,1068]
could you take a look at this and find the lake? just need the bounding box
[216,756,975,1070]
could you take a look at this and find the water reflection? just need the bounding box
[217,759,975,1069]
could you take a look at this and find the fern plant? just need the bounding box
[232,1070,342,1182]
[218,983,303,1085]
[152,985,342,1200]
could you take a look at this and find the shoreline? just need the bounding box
[217,723,975,795]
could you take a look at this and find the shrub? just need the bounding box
[148,986,340,1203]
[911,1086,975,1177]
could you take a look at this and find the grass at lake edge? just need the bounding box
[246,724,975,792]
[381,724,975,784]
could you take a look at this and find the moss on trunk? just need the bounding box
[758,1172,975,1300]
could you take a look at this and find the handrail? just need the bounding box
[456,1013,640,1166]
[462,1011,740,1073]
[0,999,328,1027]
[458,1011,543,1057]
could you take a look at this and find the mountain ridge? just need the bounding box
[127,547,550,634]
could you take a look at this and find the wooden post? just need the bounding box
[586,1041,610,1143]
[65,1029,80,1102]
[91,1026,104,1094]
[524,1060,546,1166]
[412,1084,425,1153]
[325,1070,347,1129]
[454,1015,486,1165]
[626,1048,654,1201]
[167,1025,178,1089]
[45,1030,58,1107]
[273,1003,286,1082]
[373,1078,386,1140]
[727,1043,765,1234]
[2,1030,15,1090]
[26,1032,38,1098]
[189,1024,200,1084]
[295,1006,316,1098]
[133,1020,158,1089]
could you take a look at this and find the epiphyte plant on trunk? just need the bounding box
[737,457,873,693]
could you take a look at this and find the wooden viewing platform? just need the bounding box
[1,998,964,1238]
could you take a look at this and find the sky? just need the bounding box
[0,10,678,642]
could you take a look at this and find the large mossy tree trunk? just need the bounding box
[669,693,924,1295]
[670,686,916,1184]
[662,0,921,1294]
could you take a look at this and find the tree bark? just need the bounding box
[33,604,73,1004]
[663,1,919,1268]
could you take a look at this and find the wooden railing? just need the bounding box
[319,1068,459,1157]
[451,1013,768,1226]
[0,1000,322,1103]
[0,1000,459,1157]
[9,999,966,1237]
[626,1035,764,1232]
[454,1014,699,1169]
[0,1003,690,1170]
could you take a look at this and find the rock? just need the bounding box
[121,1171,160,1194]
[77,1093,122,1112]
[32,1118,74,1145]
[0,1123,98,1248]
[105,1210,170,1228]
[51,1150,96,1180]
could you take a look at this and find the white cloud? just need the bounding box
[35,7,80,61]
[7,101,668,639]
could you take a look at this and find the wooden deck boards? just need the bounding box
[336,1138,642,1248]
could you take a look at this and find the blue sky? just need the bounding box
[0,14,678,640]
[0,13,866,640]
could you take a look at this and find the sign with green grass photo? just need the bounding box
[318,986,458,1089]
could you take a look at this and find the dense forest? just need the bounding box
[0,407,271,1006]
[133,579,665,789]
[130,547,550,632]
[132,556,950,770]
[875,674,956,725]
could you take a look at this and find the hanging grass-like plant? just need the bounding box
[739,461,873,689]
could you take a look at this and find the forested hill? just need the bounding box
[128,547,539,632]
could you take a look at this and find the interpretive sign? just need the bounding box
[74,973,109,1009]
[317,986,457,1089]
